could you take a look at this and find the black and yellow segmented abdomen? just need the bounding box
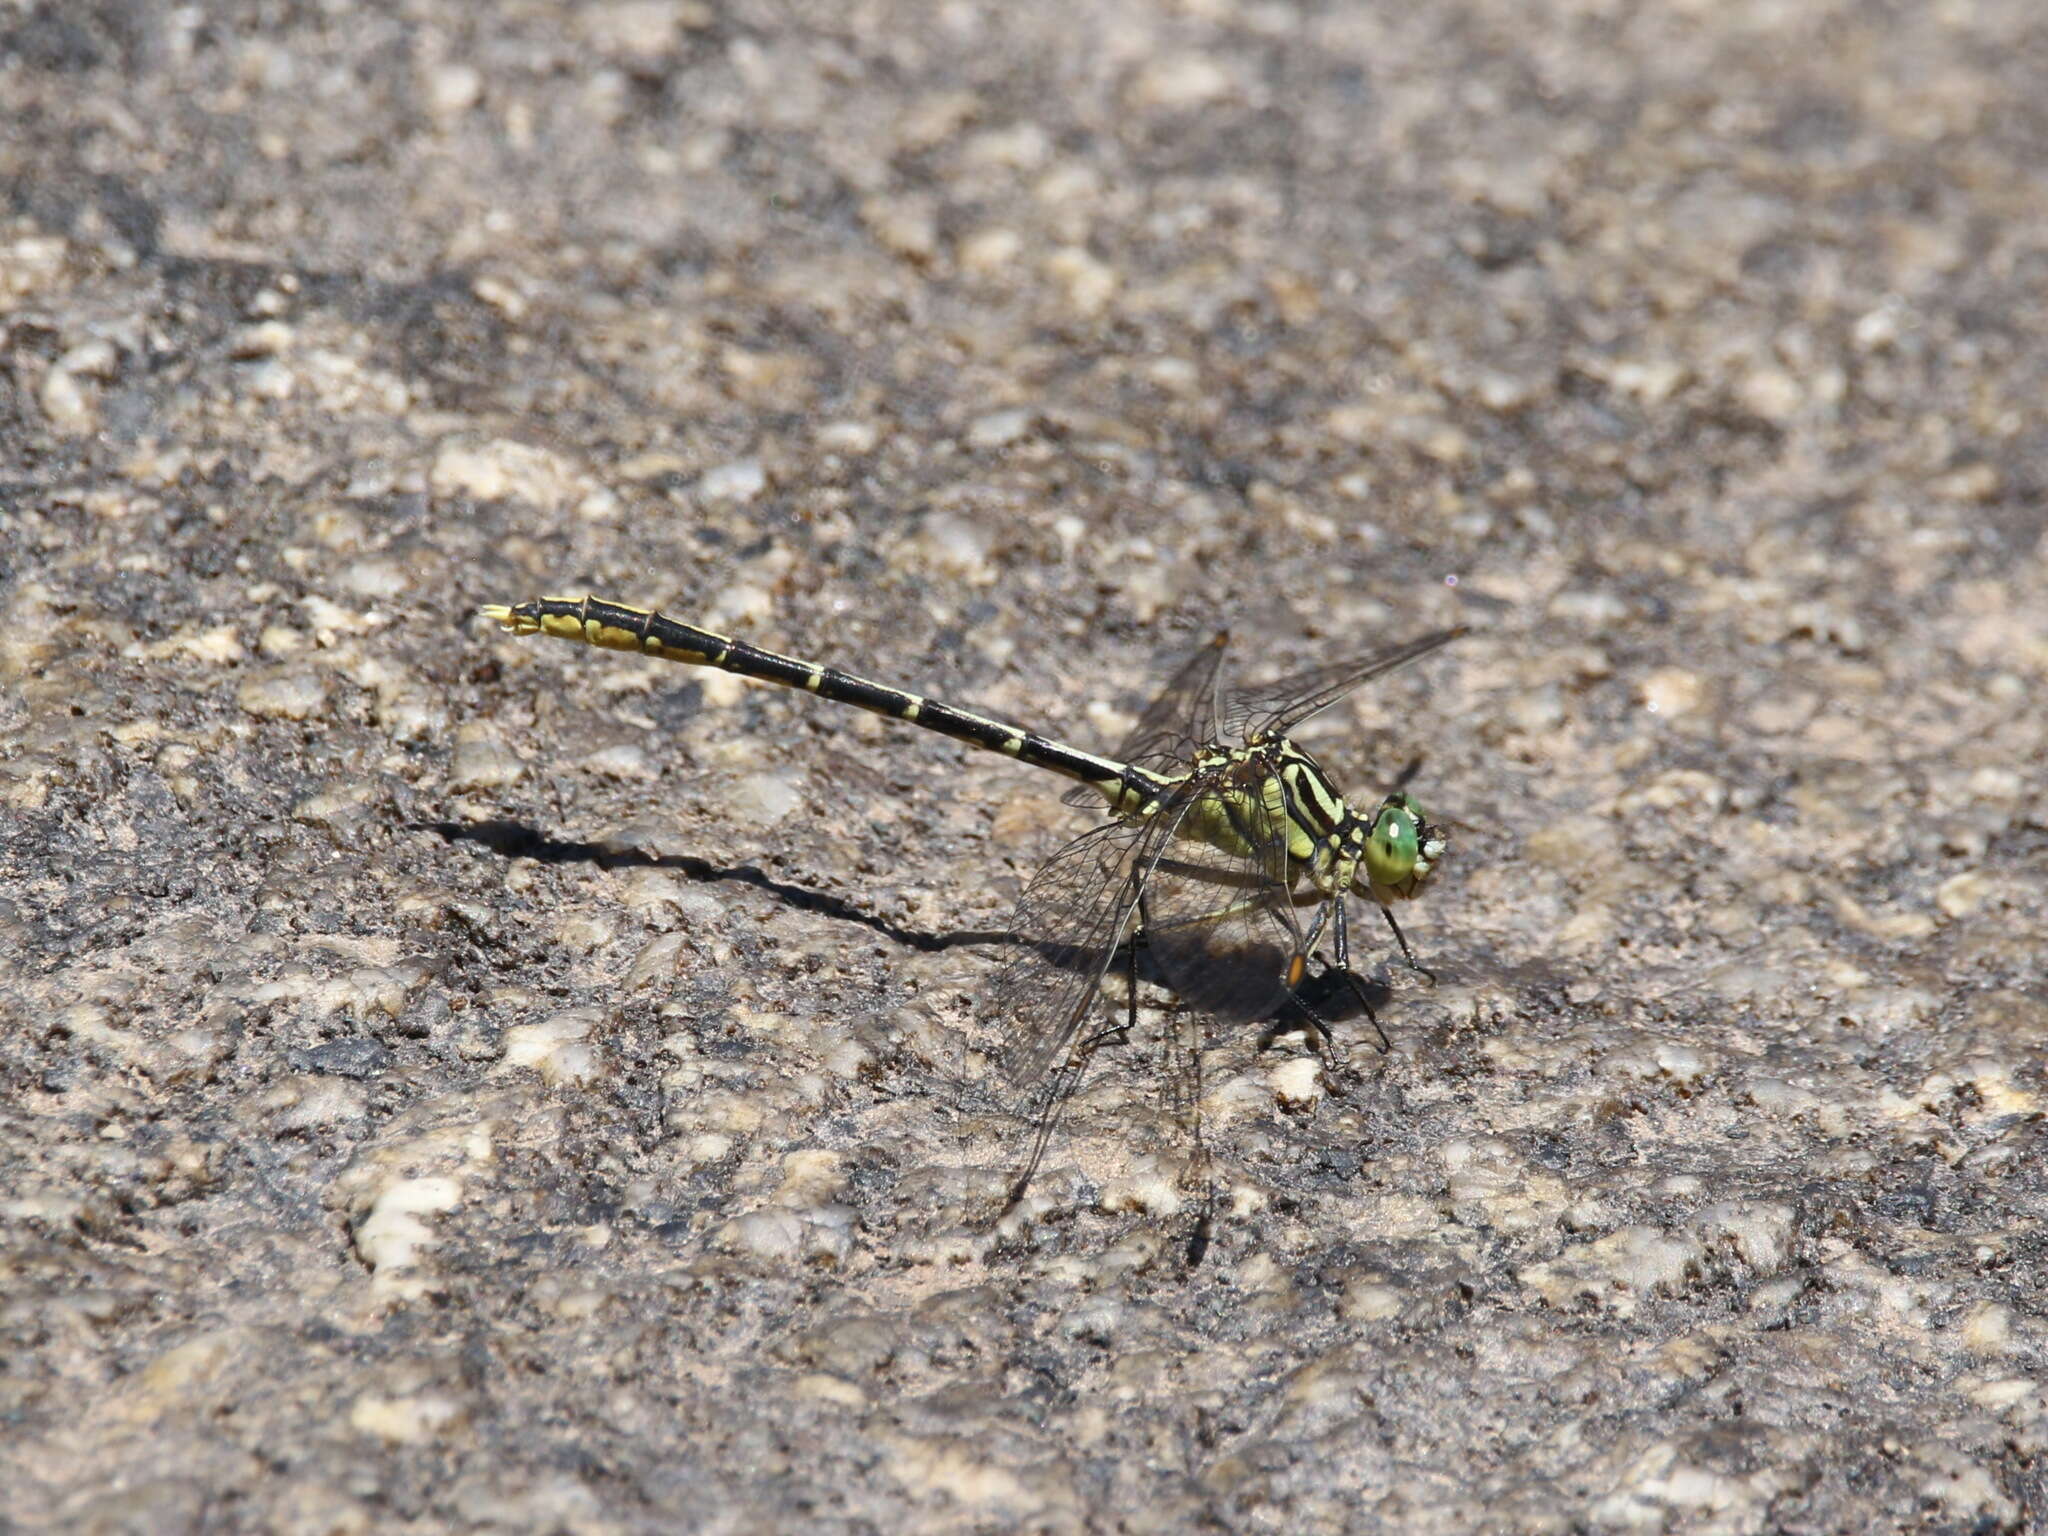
[481,594,1166,811]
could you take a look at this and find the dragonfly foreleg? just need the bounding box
[1380,903,1437,982]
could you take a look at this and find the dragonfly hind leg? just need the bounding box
[1075,928,1145,1056]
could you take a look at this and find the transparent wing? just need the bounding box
[1060,631,1229,807]
[989,811,1188,1088]
[1113,630,1232,770]
[1222,627,1467,742]
[1136,771,1308,1028]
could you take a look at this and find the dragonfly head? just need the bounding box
[1355,791,1446,903]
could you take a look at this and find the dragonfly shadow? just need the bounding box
[426,820,1400,1050]
[422,819,1019,955]
[1284,962,1392,1025]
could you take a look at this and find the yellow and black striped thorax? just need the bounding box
[1245,739,1449,904]
[1167,737,1445,903]
[1169,739,1355,877]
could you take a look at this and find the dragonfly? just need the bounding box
[480,594,1465,1253]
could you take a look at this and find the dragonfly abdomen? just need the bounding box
[483,594,1156,801]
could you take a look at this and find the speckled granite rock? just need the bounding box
[4,2,2046,1531]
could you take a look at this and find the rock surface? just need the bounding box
[4,2,2046,1531]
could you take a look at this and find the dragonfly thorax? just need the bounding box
[1108,735,1448,909]
[1270,741,1363,895]
[1279,760,1449,906]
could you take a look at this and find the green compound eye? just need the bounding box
[1365,797,1420,890]
[1363,792,1443,899]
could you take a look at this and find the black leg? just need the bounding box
[1332,899,1390,1053]
[1076,931,1144,1054]
[1182,992,1214,1268]
[1341,969,1392,1053]
[1381,904,1436,982]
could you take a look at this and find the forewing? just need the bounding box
[1223,627,1467,742]
[990,815,1176,1088]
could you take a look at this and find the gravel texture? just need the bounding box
[4,2,2047,1532]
